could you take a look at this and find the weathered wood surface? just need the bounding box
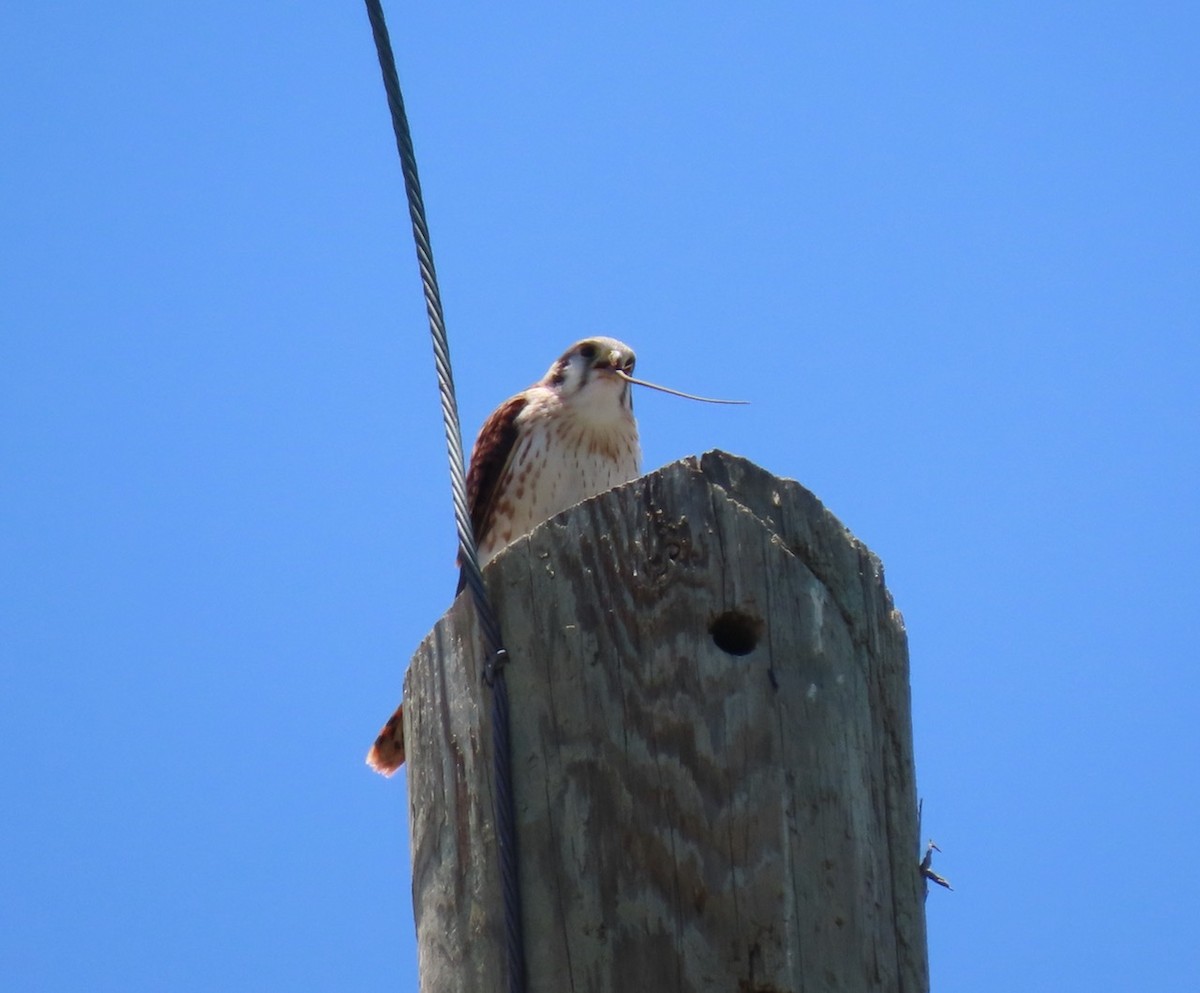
[404,450,927,993]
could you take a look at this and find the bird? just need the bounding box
[367,337,643,775]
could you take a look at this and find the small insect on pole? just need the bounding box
[404,451,929,993]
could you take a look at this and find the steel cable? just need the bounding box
[362,4,525,990]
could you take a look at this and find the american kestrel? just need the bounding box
[367,337,642,775]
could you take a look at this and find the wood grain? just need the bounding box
[403,451,927,993]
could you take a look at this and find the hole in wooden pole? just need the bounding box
[709,611,761,656]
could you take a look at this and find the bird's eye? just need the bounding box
[579,343,597,361]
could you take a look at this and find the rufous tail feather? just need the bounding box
[366,703,405,775]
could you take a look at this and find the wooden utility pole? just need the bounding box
[404,451,928,993]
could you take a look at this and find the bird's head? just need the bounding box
[543,337,637,420]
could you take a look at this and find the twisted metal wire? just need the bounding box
[362,3,524,990]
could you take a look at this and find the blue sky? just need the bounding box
[3,3,1197,990]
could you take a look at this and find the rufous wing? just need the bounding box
[463,393,527,562]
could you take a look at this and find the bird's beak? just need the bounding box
[607,349,635,373]
[594,349,631,377]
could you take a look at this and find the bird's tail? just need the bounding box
[366,703,405,775]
